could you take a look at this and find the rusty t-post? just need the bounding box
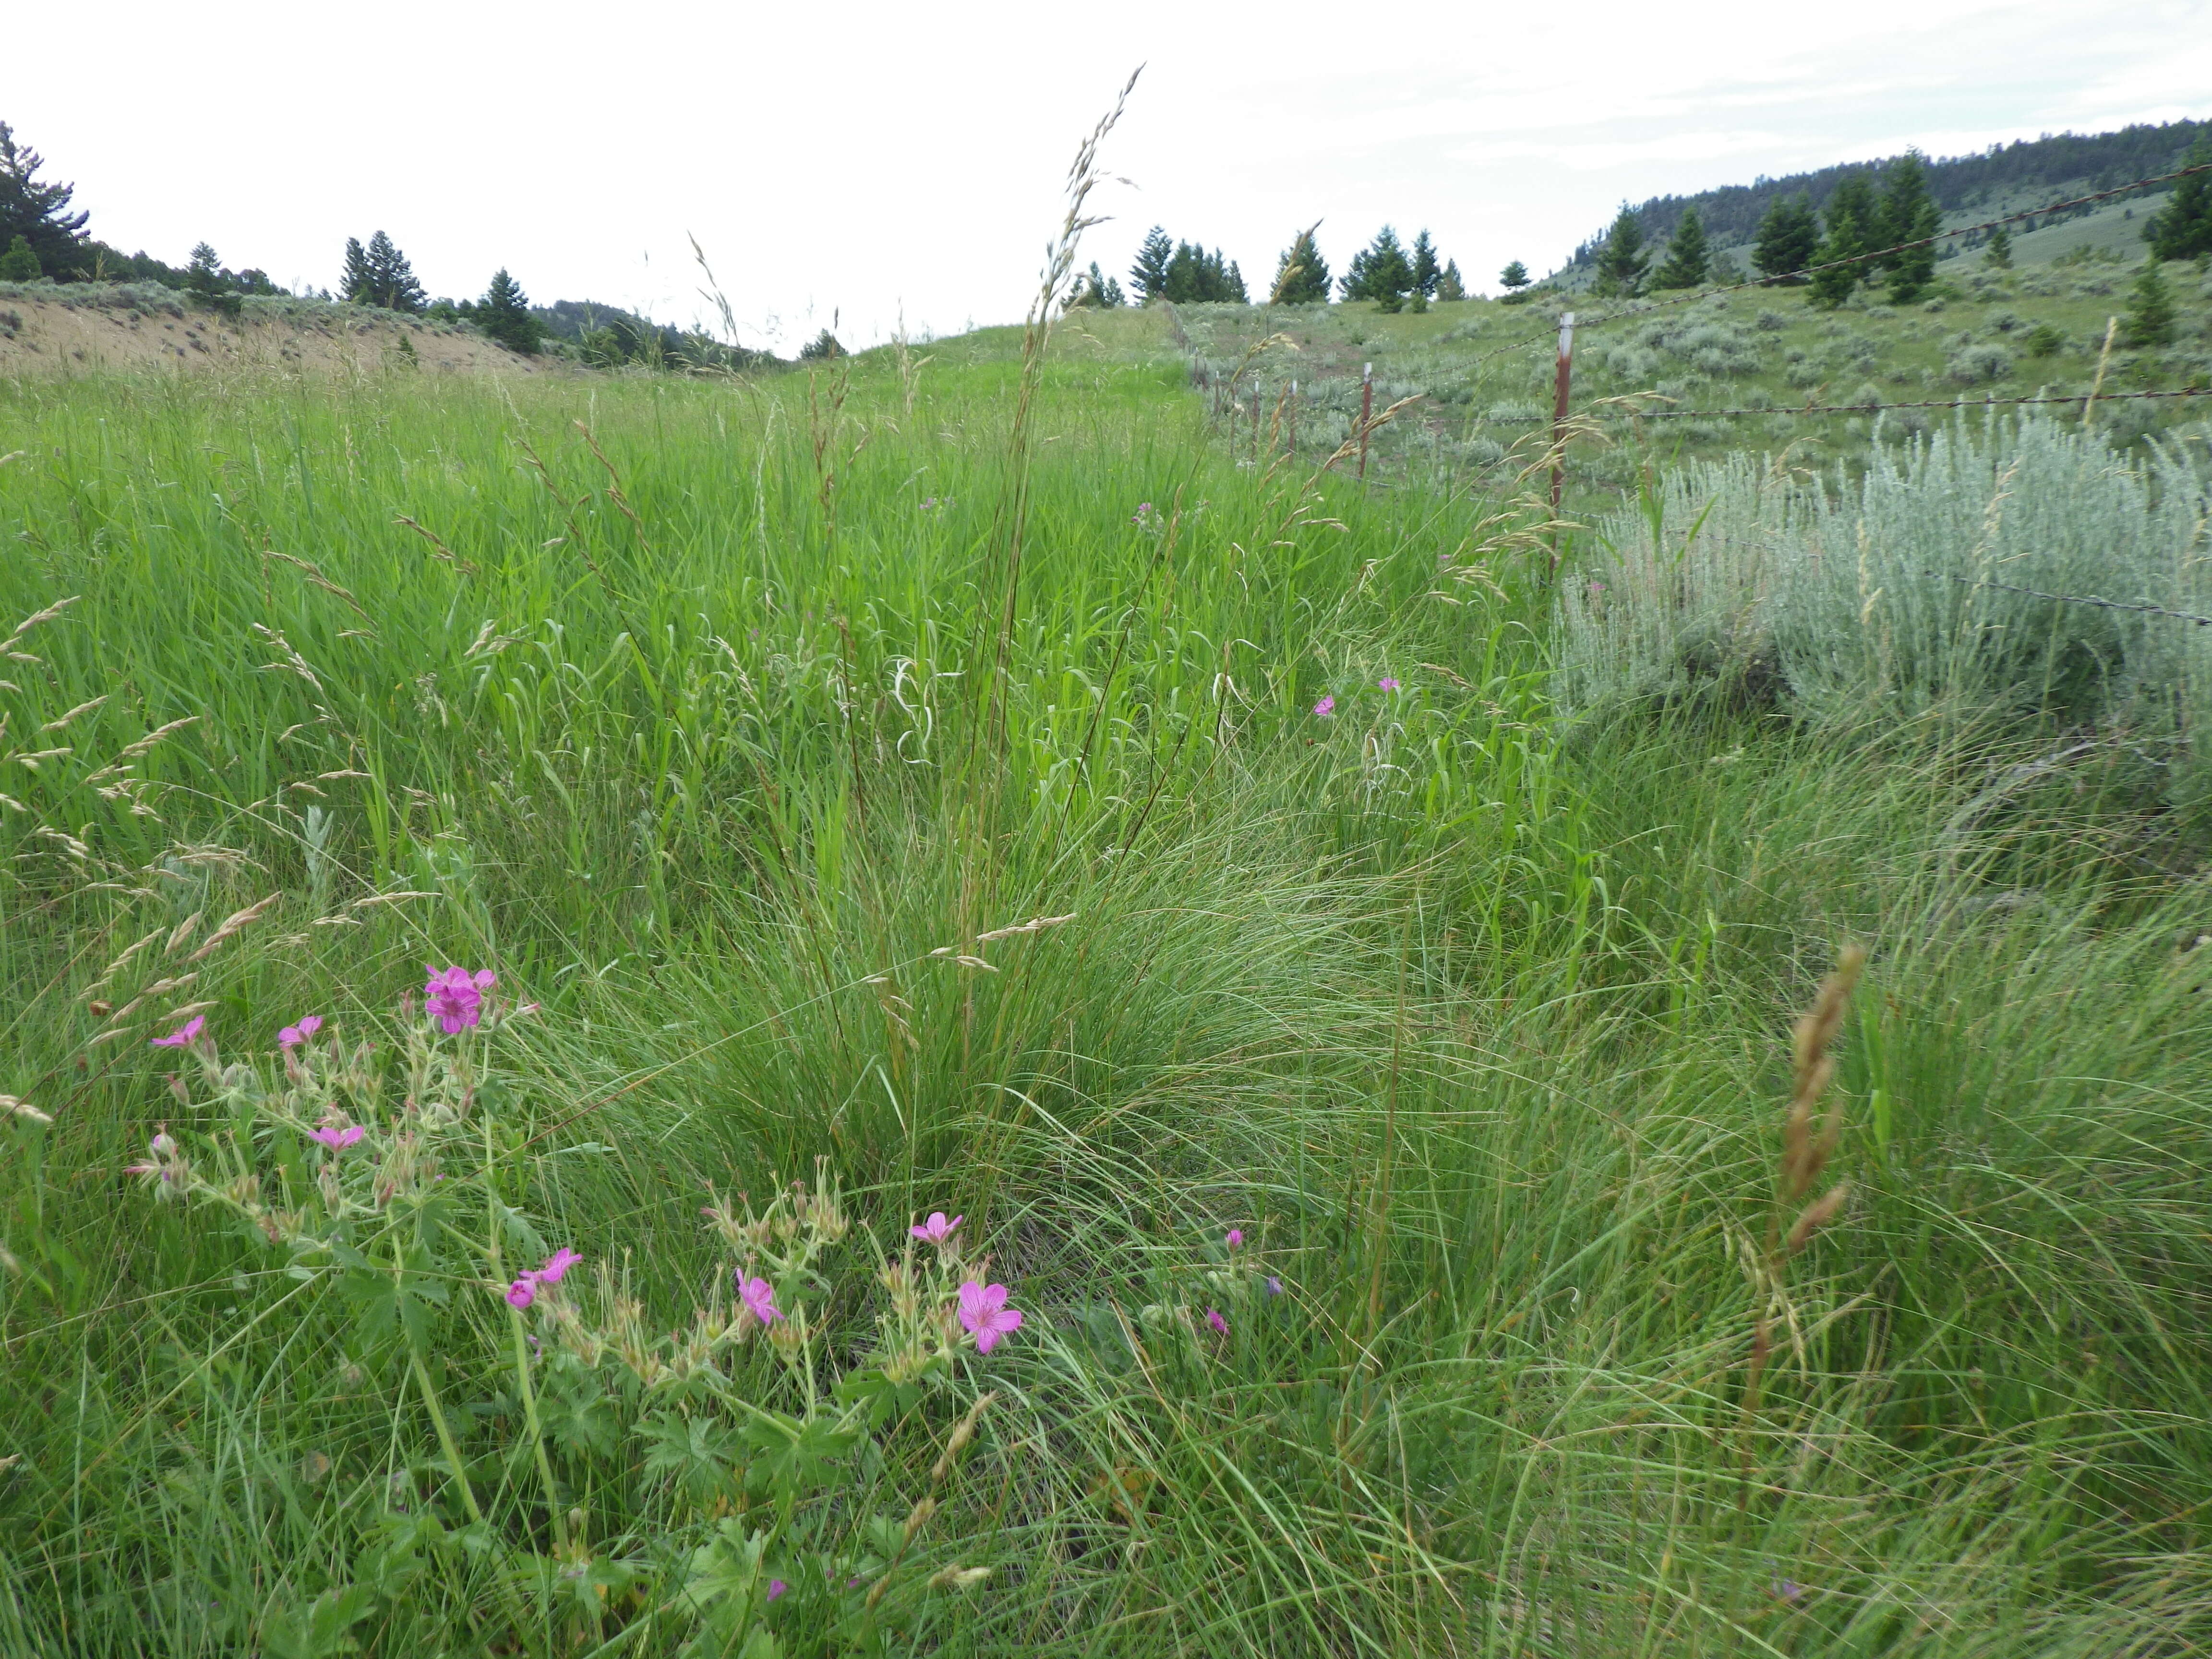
[1550,311,1575,517]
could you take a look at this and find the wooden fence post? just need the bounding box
[1358,362,1374,481]
[1550,312,1575,518]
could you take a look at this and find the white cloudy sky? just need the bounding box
[10,1,2209,350]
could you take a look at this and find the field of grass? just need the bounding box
[1,294,2210,1658]
[1168,250,2212,509]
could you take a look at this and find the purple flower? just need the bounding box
[1205,1307,1229,1335]
[957,1281,1023,1355]
[767,1579,788,1603]
[737,1274,782,1324]
[505,1278,537,1310]
[1224,1228,1243,1248]
[1265,1275,1284,1297]
[910,1211,962,1245]
[536,1248,581,1284]
[423,966,496,1034]
[150,1127,178,1158]
[1378,677,1401,692]
[151,1015,204,1048]
[1772,1577,1805,1605]
[1312,695,1334,718]
[308,1124,366,1151]
[278,1014,323,1050]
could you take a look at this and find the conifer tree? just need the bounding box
[1499,260,1530,292]
[1877,151,1939,302]
[341,237,376,304]
[367,232,427,313]
[1752,194,1819,283]
[1983,225,2012,269]
[184,242,240,314]
[1270,226,1331,304]
[0,234,36,281]
[1070,261,1123,307]
[2146,135,2212,261]
[2119,258,2176,347]
[0,122,89,275]
[1130,227,1173,303]
[1591,204,1648,298]
[1435,260,1466,301]
[1340,227,1413,308]
[1410,229,1441,299]
[1651,204,1710,290]
[1808,176,1877,308]
[479,269,543,353]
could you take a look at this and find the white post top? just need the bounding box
[1363,362,1372,380]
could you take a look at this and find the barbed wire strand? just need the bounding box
[1942,572,2212,627]
[1483,385,2212,425]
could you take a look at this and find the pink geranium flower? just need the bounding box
[1312,695,1334,718]
[424,966,496,1034]
[308,1124,366,1151]
[910,1212,962,1245]
[957,1281,1022,1355]
[536,1248,581,1284]
[505,1278,537,1309]
[767,1580,788,1602]
[737,1274,782,1324]
[1378,677,1401,692]
[278,1014,324,1049]
[1224,1228,1243,1248]
[1205,1307,1229,1335]
[151,1015,204,1048]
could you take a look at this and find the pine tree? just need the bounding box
[1070,261,1122,308]
[1808,176,1877,308]
[799,328,846,360]
[479,269,543,353]
[1499,260,1530,292]
[184,242,240,314]
[1590,205,1648,298]
[1130,227,1173,303]
[2119,258,2176,347]
[1410,230,1441,299]
[1435,260,1466,302]
[0,122,89,275]
[1270,226,1330,304]
[1340,227,1413,308]
[1983,225,2012,269]
[340,237,375,304]
[1651,204,1710,290]
[365,232,427,313]
[0,234,37,281]
[1878,151,1939,302]
[2146,135,2212,262]
[1222,257,1247,304]
[1752,194,1820,283]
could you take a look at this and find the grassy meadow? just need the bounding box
[1,293,2210,1659]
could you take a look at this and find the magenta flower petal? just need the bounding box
[423,965,490,1034]
[1312,695,1335,718]
[308,1124,365,1151]
[1205,1307,1229,1335]
[957,1280,1022,1355]
[737,1274,782,1324]
[151,1015,204,1048]
[278,1014,324,1049]
[1224,1228,1243,1248]
[505,1277,537,1309]
[536,1248,581,1284]
[1378,677,1401,692]
[767,1579,787,1602]
[909,1211,962,1244]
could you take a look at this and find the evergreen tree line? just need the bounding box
[1578,117,2211,262]
[1084,224,1479,311]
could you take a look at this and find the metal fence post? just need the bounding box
[1358,363,1374,481]
[1550,311,1575,518]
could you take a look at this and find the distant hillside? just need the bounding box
[1558,117,2209,276]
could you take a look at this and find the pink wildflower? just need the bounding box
[1224,1228,1243,1248]
[536,1248,582,1284]
[151,1015,204,1048]
[910,1211,962,1245]
[505,1278,537,1309]
[1378,677,1401,692]
[767,1580,788,1602]
[308,1124,366,1151]
[737,1274,782,1324]
[1205,1307,1229,1335]
[1312,695,1334,718]
[278,1014,324,1050]
[423,966,496,1034]
[957,1280,1022,1355]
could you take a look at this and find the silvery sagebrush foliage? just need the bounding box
[1557,415,2212,802]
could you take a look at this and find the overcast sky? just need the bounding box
[10,1,2209,350]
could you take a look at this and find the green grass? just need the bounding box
[0,323,2208,1656]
